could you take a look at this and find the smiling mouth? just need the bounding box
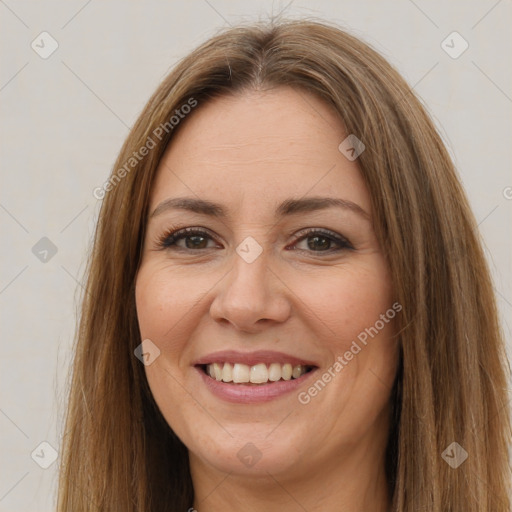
[198,362,316,385]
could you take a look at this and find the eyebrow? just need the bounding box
[150,196,370,221]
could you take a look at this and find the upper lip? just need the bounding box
[193,350,319,368]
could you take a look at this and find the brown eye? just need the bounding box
[306,234,332,251]
[159,228,218,250]
[291,229,353,253]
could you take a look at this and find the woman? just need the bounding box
[57,19,511,511]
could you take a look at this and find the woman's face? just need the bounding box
[135,87,399,480]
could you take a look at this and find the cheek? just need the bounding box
[135,264,201,426]
[292,261,398,439]
[295,258,398,399]
[135,265,196,381]
[294,259,394,347]
[135,263,204,342]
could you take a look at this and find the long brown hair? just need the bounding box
[57,19,512,511]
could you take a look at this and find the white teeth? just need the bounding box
[250,363,268,384]
[205,362,310,384]
[232,363,250,383]
[222,362,233,382]
[268,363,282,381]
[282,363,292,381]
[213,363,223,381]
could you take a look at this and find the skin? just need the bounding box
[135,87,399,512]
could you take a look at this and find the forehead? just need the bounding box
[150,87,370,216]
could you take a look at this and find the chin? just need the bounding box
[191,431,306,477]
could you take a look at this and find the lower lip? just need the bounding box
[195,366,318,404]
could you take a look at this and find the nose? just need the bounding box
[209,249,291,334]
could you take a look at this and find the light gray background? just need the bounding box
[1,1,511,510]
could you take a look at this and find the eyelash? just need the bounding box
[155,226,354,255]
